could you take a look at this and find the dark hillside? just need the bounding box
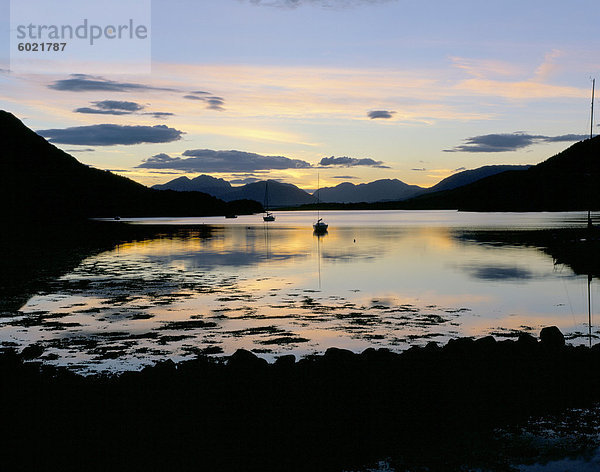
[401,136,600,211]
[0,111,261,219]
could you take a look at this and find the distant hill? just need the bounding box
[310,168,530,204]
[155,166,542,207]
[153,175,233,199]
[151,139,600,211]
[426,165,531,193]
[229,180,316,207]
[401,137,600,211]
[154,176,316,207]
[0,110,261,219]
[314,179,424,203]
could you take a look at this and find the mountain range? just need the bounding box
[154,165,531,206]
[399,136,600,211]
[3,108,598,215]
[314,179,423,203]
[0,111,261,219]
[154,176,316,207]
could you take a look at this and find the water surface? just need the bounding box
[1,210,597,372]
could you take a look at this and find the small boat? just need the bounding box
[313,218,328,233]
[263,180,276,222]
[225,214,237,219]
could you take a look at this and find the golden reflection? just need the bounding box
[3,214,597,373]
[412,227,458,251]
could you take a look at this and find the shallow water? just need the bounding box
[1,210,598,372]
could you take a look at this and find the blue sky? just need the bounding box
[1,0,598,190]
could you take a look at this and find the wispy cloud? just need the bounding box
[451,53,584,100]
[142,111,175,118]
[37,124,184,146]
[95,100,144,112]
[139,62,503,127]
[444,132,588,153]
[205,97,225,111]
[146,170,185,175]
[49,74,175,92]
[137,149,312,172]
[230,177,262,185]
[332,175,358,179]
[183,92,225,111]
[319,155,388,168]
[533,50,563,82]
[368,110,395,119]
[74,100,145,115]
[74,107,131,115]
[454,79,583,100]
[74,100,175,118]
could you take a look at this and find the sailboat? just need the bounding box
[588,78,596,230]
[263,180,275,222]
[314,218,328,233]
[313,174,328,233]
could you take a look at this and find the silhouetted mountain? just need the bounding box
[151,140,598,211]
[154,176,316,207]
[153,174,233,199]
[401,137,600,211]
[314,179,425,203]
[311,169,532,204]
[229,180,316,206]
[0,110,261,219]
[426,165,531,193]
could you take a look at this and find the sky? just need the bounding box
[0,0,599,191]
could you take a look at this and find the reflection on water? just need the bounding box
[0,211,598,372]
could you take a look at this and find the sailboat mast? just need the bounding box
[264,180,269,211]
[591,78,595,140]
[317,173,320,220]
[588,274,593,348]
[587,79,595,229]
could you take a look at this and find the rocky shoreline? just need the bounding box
[2,327,600,471]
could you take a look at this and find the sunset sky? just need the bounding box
[1,0,598,191]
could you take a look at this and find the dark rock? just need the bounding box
[517,332,538,348]
[323,347,355,363]
[474,336,497,351]
[20,344,45,360]
[404,345,423,357]
[360,347,396,364]
[360,347,377,357]
[146,358,177,377]
[227,348,268,369]
[274,354,296,368]
[3,331,600,472]
[539,326,565,349]
[444,337,475,355]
